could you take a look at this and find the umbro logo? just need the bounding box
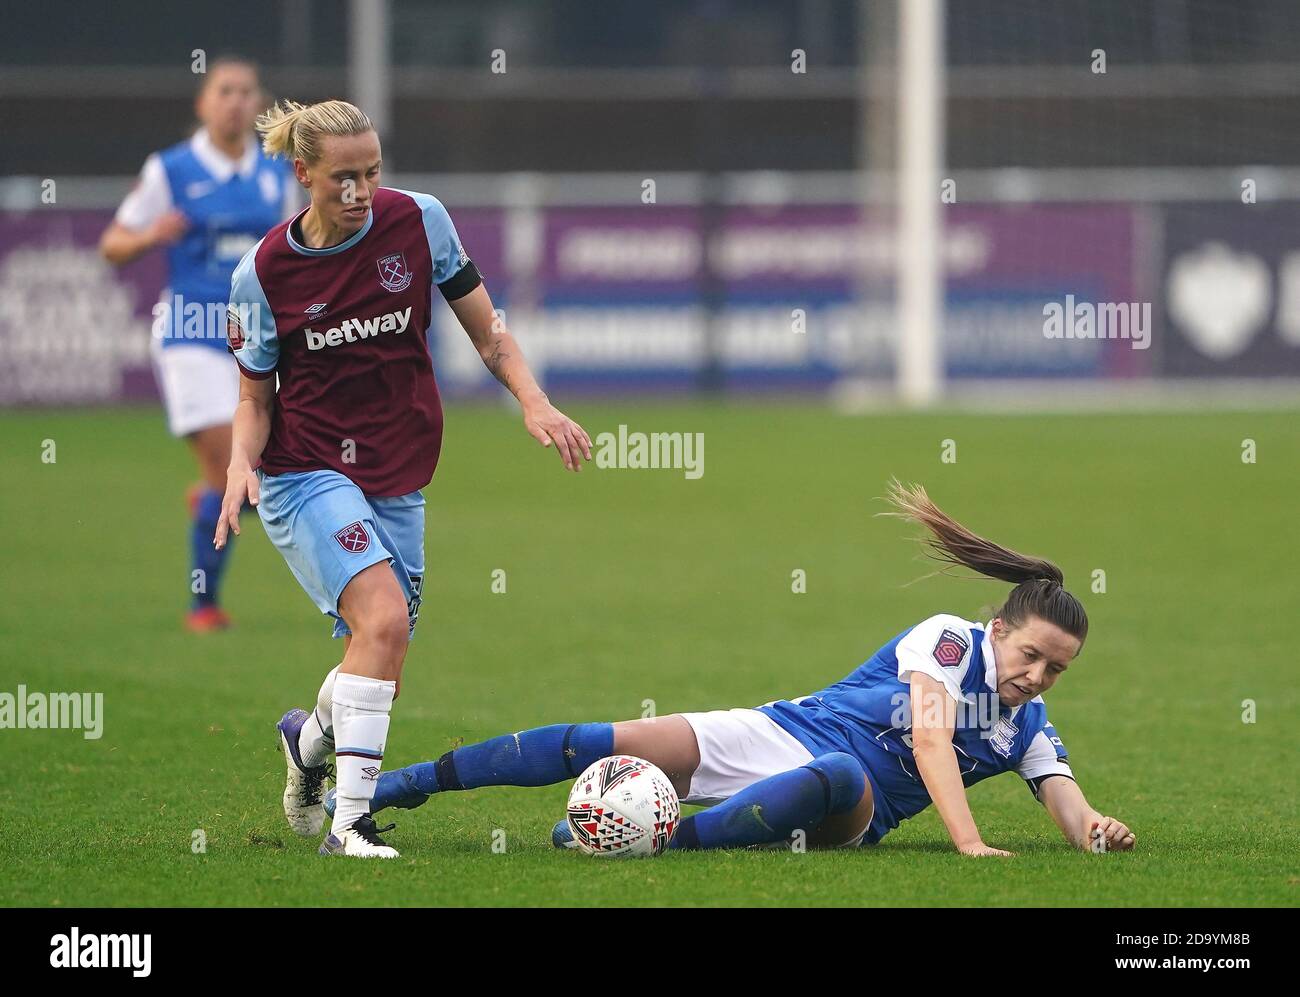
[304,302,329,317]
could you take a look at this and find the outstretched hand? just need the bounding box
[523,396,592,472]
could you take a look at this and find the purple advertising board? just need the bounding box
[17,198,1274,406]
[471,202,1146,394]
[0,210,166,405]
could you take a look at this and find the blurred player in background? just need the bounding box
[216,99,591,858]
[100,55,298,633]
[332,482,1136,857]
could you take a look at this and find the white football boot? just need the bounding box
[276,708,332,837]
[319,814,400,859]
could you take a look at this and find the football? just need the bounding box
[566,755,680,857]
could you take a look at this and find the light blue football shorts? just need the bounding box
[255,468,425,640]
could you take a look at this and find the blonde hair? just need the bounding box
[255,99,374,163]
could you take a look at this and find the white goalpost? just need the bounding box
[896,0,946,407]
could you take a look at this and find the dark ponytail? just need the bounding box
[882,479,1088,645]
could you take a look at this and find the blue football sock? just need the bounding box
[190,488,229,609]
[671,751,865,851]
[371,723,615,812]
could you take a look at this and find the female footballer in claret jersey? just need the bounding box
[215,99,592,858]
[329,482,1136,857]
[100,56,298,633]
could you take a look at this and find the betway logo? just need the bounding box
[304,307,411,351]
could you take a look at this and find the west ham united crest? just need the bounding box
[333,521,371,554]
[376,252,414,292]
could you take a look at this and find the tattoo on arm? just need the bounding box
[486,342,512,387]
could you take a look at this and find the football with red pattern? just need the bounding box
[565,755,680,857]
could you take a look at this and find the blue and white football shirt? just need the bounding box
[758,614,1074,844]
[116,129,298,350]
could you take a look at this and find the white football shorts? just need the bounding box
[678,707,871,847]
[150,337,240,437]
[678,707,815,805]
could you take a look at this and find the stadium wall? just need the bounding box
[2,178,1299,405]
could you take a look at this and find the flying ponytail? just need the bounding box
[882,479,1088,644]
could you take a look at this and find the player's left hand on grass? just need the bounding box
[523,394,592,472]
[1090,815,1135,852]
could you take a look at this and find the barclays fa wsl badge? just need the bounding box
[931,627,969,667]
[377,252,414,292]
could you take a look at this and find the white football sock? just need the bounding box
[298,665,339,769]
[331,672,396,834]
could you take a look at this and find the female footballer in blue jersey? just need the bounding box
[100,55,298,633]
[330,481,1136,857]
[216,99,592,858]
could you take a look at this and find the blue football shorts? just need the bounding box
[255,468,425,640]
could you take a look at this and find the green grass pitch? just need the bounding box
[1,401,1297,906]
